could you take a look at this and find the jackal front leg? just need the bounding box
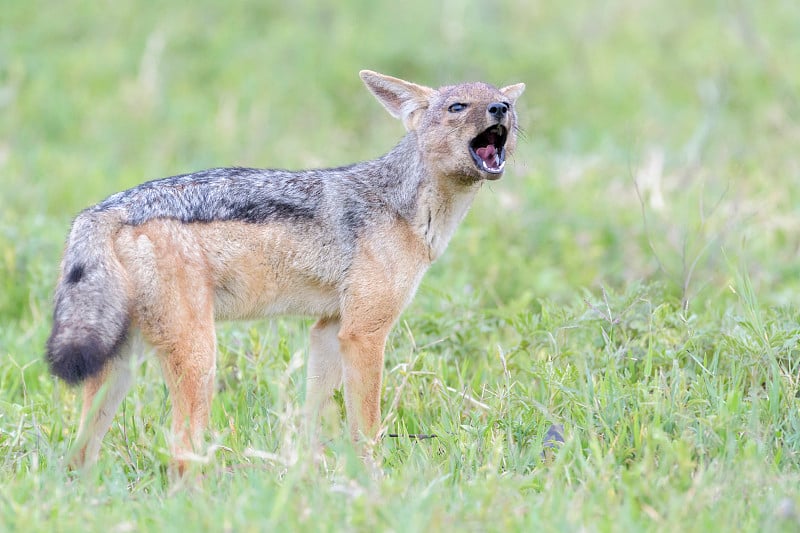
[337,323,389,443]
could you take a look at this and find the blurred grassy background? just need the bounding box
[2,1,800,530]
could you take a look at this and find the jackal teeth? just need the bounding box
[482,159,506,173]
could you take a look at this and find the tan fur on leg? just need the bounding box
[157,337,216,477]
[338,327,388,442]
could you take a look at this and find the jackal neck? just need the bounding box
[372,134,428,215]
[375,133,482,262]
[416,175,481,262]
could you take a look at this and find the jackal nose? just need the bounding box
[487,102,508,121]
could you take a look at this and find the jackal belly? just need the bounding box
[214,274,340,320]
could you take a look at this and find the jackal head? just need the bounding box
[360,70,525,182]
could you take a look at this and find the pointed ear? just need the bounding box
[500,83,526,103]
[359,70,435,131]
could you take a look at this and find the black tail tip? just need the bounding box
[46,340,109,385]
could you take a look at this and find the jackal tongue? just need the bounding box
[476,144,499,168]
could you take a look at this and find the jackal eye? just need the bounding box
[448,103,468,113]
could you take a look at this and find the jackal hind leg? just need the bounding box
[156,323,217,478]
[306,317,343,439]
[118,220,218,477]
[69,334,141,470]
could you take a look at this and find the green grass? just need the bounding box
[2,0,800,530]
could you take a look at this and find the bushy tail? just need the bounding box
[46,210,130,384]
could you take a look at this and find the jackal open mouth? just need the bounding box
[469,125,508,175]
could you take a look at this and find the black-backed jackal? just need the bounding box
[46,70,525,475]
